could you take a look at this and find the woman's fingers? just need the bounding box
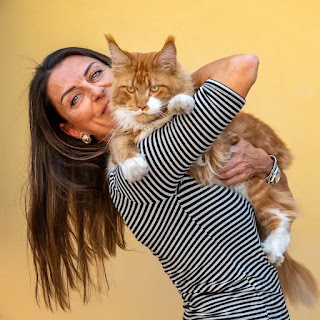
[217,135,272,184]
[221,173,249,186]
[219,152,240,174]
[219,165,246,180]
[219,162,254,185]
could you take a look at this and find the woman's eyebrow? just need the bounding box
[60,86,75,104]
[83,62,96,77]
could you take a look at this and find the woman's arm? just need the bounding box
[192,55,275,185]
[192,54,259,98]
[192,55,289,190]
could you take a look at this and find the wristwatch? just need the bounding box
[264,155,281,186]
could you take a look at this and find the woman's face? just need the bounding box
[47,55,114,141]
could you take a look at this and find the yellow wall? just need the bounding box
[1,0,319,319]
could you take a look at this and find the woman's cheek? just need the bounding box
[72,100,94,122]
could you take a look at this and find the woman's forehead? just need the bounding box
[51,56,101,83]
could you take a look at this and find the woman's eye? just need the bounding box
[91,70,102,81]
[126,86,135,93]
[71,94,80,106]
[150,85,159,92]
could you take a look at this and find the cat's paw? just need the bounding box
[121,154,149,182]
[261,231,291,266]
[167,94,195,115]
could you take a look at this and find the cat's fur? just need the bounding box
[106,34,318,306]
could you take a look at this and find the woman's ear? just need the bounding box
[59,123,83,140]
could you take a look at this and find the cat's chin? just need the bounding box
[135,113,161,124]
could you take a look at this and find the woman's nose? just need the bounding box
[89,84,106,100]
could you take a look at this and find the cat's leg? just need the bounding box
[248,179,298,266]
[121,154,149,182]
[109,134,149,182]
[167,94,195,115]
[260,210,292,266]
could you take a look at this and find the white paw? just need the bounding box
[262,231,291,266]
[167,94,195,115]
[121,154,149,182]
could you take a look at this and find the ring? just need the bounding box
[229,149,235,159]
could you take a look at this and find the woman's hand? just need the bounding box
[218,133,292,193]
[218,134,273,186]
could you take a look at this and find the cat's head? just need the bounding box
[106,35,192,128]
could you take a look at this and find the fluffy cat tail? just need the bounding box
[277,252,319,307]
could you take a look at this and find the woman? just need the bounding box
[27,47,290,319]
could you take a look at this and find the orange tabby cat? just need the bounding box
[106,35,318,306]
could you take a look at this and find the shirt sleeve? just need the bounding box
[109,79,246,202]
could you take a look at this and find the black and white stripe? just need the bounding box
[109,80,289,319]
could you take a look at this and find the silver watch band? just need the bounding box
[264,155,281,186]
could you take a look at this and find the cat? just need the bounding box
[106,35,195,181]
[106,34,318,306]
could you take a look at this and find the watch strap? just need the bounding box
[264,155,281,186]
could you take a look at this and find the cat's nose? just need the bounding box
[139,105,148,111]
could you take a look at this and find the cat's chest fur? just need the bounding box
[114,109,172,142]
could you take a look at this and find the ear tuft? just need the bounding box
[164,35,175,46]
[105,34,117,45]
[104,34,131,71]
[155,35,177,70]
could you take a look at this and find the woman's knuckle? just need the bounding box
[241,173,247,180]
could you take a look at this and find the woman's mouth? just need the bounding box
[101,99,110,115]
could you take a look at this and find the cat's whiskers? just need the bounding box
[104,121,123,148]
[97,114,125,144]
[156,110,169,118]
[159,98,171,107]
[96,117,120,143]
[182,87,195,95]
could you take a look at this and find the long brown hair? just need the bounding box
[27,47,126,310]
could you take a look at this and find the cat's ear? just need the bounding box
[105,34,131,71]
[155,35,177,70]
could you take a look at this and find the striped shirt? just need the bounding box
[109,80,289,319]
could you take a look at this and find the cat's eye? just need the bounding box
[126,86,135,93]
[150,85,159,92]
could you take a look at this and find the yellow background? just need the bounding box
[1,0,319,319]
